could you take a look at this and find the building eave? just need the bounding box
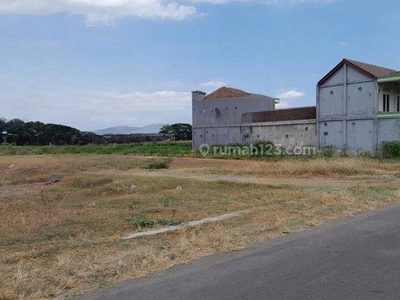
[377,74,400,83]
[318,59,377,86]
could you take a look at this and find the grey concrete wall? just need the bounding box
[378,117,400,144]
[192,93,275,127]
[192,91,275,149]
[319,121,343,150]
[193,119,316,149]
[346,120,374,153]
[317,63,378,153]
[250,120,316,148]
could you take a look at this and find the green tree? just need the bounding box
[0,117,6,131]
[7,119,27,145]
[160,123,192,141]
[3,119,83,145]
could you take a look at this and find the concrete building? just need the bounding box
[317,59,400,154]
[192,87,316,149]
[192,87,275,149]
[192,59,400,154]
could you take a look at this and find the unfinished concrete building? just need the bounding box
[192,59,400,154]
[317,59,400,153]
[191,87,274,149]
[192,87,316,149]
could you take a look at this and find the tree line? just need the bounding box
[0,118,192,146]
[1,118,84,145]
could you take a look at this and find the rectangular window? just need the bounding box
[397,96,400,112]
[383,94,390,112]
[383,95,386,112]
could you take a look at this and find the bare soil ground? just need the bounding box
[1,155,400,299]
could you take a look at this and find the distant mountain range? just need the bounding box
[93,124,166,135]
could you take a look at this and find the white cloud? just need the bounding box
[199,80,227,88]
[0,0,335,24]
[338,41,347,47]
[275,100,291,109]
[0,0,198,25]
[276,89,305,99]
[1,90,192,131]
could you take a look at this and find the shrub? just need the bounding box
[157,219,183,226]
[130,218,156,228]
[380,141,400,158]
[319,146,334,158]
[130,218,182,228]
[358,151,374,158]
[145,159,171,170]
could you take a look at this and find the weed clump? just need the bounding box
[380,141,400,158]
[130,218,182,228]
[145,159,171,170]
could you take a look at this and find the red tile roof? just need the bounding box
[346,59,397,78]
[318,59,398,86]
[203,87,252,100]
[250,106,316,122]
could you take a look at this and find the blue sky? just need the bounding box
[1,0,399,131]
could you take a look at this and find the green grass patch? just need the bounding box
[0,142,192,156]
[145,159,171,170]
[129,218,183,229]
[380,141,400,159]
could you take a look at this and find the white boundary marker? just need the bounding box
[122,210,250,240]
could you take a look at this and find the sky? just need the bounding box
[1,0,400,131]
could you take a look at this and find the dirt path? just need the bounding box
[83,170,396,188]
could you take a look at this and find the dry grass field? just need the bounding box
[1,155,400,299]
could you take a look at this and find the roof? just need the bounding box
[385,71,400,77]
[346,59,397,77]
[192,90,207,95]
[318,59,398,86]
[377,71,400,83]
[203,87,252,100]
[250,106,316,123]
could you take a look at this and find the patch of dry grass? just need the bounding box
[0,155,171,186]
[0,155,400,299]
[171,157,400,177]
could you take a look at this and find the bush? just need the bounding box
[130,218,182,228]
[145,159,171,170]
[380,141,400,158]
[318,146,334,158]
[130,218,156,228]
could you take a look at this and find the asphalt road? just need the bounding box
[81,204,400,300]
